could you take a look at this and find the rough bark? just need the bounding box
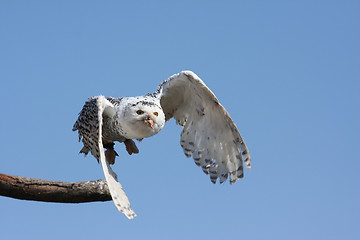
[0,173,112,203]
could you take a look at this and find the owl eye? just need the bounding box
[136,110,144,115]
[153,112,158,116]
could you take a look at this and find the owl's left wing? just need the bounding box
[156,71,251,184]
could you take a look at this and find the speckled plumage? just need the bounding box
[73,71,251,219]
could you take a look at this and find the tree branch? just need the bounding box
[0,173,112,203]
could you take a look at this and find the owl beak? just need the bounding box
[145,117,154,129]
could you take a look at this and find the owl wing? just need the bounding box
[73,96,136,219]
[157,71,251,184]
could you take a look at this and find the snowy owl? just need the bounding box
[73,71,251,219]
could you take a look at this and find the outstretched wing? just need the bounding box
[157,71,251,184]
[73,96,136,219]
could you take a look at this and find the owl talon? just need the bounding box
[103,142,118,165]
[105,149,118,165]
[124,139,139,155]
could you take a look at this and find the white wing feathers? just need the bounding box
[96,96,136,219]
[158,71,251,184]
[74,96,136,219]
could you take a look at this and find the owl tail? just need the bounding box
[97,96,136,219]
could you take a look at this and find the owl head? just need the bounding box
[121,97,165,139]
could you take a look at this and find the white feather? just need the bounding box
[97,96,136,219]
[158,71,251,184]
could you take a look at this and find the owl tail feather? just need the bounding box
[97,96,136,219]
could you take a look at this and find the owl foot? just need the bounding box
[103,142,118,165]
[124,139,139,155]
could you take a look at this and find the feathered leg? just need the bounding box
[124,139,139,155]
[103,141,118,165]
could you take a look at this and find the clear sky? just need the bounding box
[1,1,359,239]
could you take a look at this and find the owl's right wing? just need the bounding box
[73,96,136,219]
[73,96,109,160]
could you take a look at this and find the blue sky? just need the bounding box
[1,1,359,239]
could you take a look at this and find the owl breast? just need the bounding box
[102,114,127,142]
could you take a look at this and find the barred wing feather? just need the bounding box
[157,71,251,184]
[73,96,136,219]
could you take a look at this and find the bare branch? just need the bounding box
[0,173,112,203]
